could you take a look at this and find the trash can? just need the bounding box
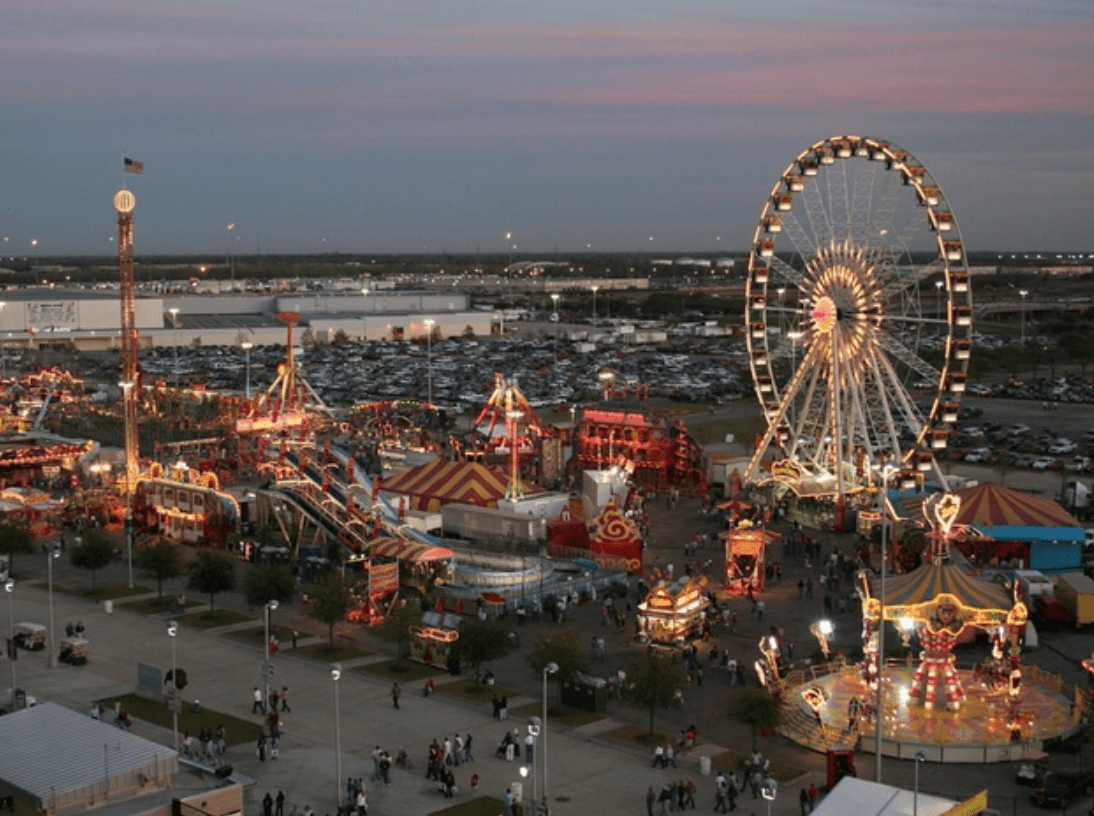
[699,756,711,776]
[509,782,523,804]
[104,600,113,614]
[13,689,25,710]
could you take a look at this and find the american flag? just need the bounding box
[123,157,144,174]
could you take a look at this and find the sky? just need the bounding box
[2,0,1093,257]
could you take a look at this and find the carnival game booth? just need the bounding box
[637,581,711,645]
[721,522,780,595]
[408,610,461,667]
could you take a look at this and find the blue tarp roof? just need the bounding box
[971,524,1084,542]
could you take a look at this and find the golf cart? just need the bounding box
[13,622,46,651]
[59,637,89,665]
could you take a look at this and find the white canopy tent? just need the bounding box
[812,777,962,816]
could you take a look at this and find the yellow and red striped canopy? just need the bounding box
[380,458,515,513]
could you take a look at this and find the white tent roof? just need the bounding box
[812,777,959,816]
[0,703,177,812]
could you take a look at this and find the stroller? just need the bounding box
[494,731,515,760]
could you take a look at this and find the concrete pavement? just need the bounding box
[4,486,1092,816]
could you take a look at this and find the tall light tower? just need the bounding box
[591,285,599,339]
[424,319,435,405]
[241,341,253,400]
[550,293,560,363]
[1019,289,1029,346]
[168,308,180,388]
[115,189,139,589]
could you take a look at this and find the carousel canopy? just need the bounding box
[867,560,1013,614]
[908,482,1082,542]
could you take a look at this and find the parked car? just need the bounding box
[965,448,991,463]
[1049,441,1077,455]
[1032,457,1057,470]
[1030,768,1094,807]
[1066,457,1091,472]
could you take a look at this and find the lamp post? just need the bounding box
[424,319,435,405]
[0,301,6,378]
[761,785,776,816]
[591,286,599,340]
[30,238,39,286]
[241,341,253,400]
[542,662,558,802]
[4,579,14,708]
[873,463,896,781]
[264,599,279,711]
[227,223,236,285]
[1019,289,1029,346]
[168,308,180,388]
[361,287,370,340]
[550,294,560,363]
[935,280,944,333]
[167,620,179,751]
[47,542,59,668]
[331,663,342,809]
[913,750,927,816]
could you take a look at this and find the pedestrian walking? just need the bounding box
[262,792,273,816]
[275,791,285,816]
[257,735,267,762]
[280,685,291,712]
[799,788,809,816]
[391,682,401,710]
[252,686,265,714]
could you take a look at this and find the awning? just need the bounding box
[480,591,506,605]
[366,537,453,563]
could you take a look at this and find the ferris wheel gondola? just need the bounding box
[742,136,973,500]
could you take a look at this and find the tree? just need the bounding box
[70,529,116,590]
[528,630,589,706]
[0,521,34,574]
[186,549,236,611]
[134,540,183,598]
[373,601,422,663]
[726,687,781,751]
[244,563,296,609]
[621,651,687,735]
[307,572,350,651]
[453,618,517,672]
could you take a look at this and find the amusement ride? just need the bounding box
[741,135,974,504]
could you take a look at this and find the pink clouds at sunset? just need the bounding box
[2,0,1092,254]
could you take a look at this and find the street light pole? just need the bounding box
[167,620,179,751]
[47,543,59,668]
[913,750,926,816]
[550,294,560,364]
[542,662,558,802]
[331,664,342,809]
[0,301,6,378]
[873,464,895,781]
[169,308,180,388]
[1019,289,1029,346]
[591,286,599,340]
[4,580,14,708]
[241,342,253,400]
[264,600,279,710]
[424,319,435,405]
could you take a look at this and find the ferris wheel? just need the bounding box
[741,136,973,500]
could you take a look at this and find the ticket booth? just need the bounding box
[825,745,857,790]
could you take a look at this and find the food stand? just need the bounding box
[636,581,711,645]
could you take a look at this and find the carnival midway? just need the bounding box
[1,137,1091,816]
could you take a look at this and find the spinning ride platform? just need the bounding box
[780,664,1079,764]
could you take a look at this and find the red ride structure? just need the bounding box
[569,374,707,494]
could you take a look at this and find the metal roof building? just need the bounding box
[0,703,177,816]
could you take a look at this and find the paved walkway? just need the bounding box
[4,487,1091,816]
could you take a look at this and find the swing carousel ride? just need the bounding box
[777,492,1080,764]
[741,136,973,510]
